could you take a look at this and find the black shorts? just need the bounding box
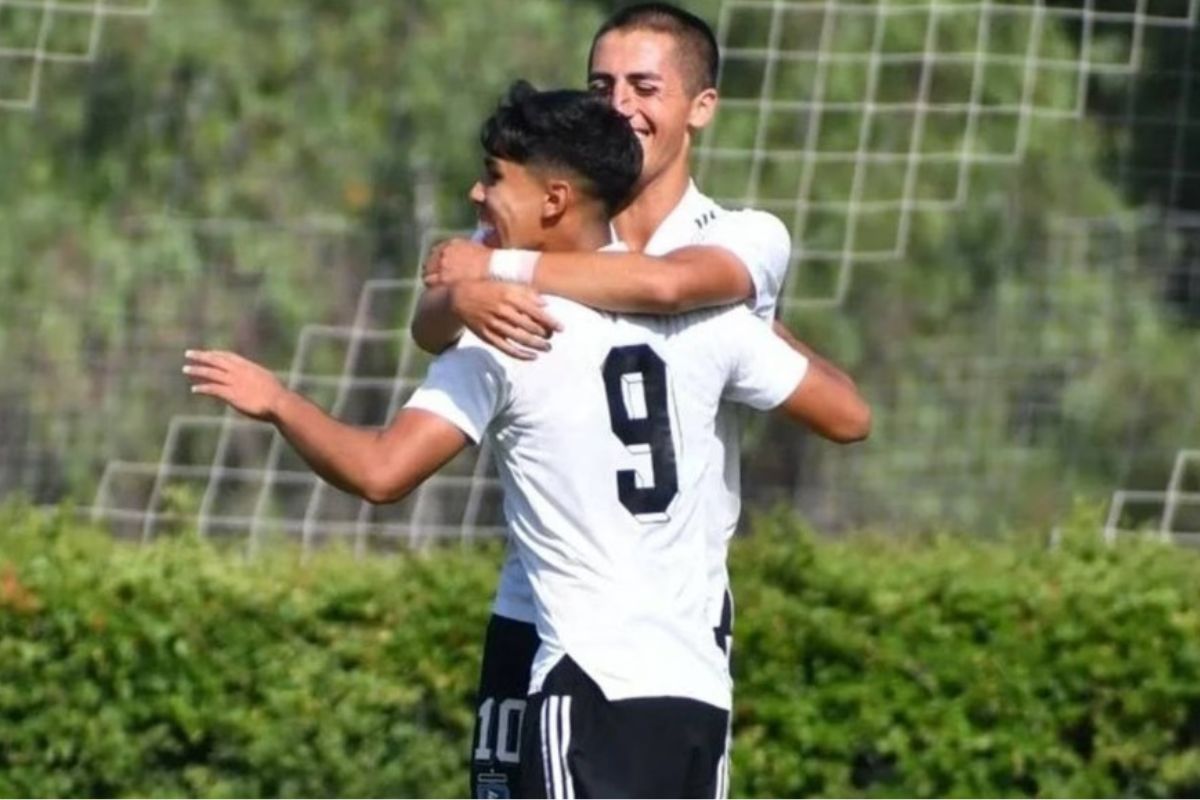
[470,614,541,799]
[518,655,729,799]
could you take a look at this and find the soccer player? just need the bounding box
[411,4,867,796]
[185,82,868,798]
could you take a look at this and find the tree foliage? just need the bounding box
[0,1,1195,532]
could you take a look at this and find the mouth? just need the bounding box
[474,220,501,248]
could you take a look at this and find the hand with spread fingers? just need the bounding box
[448,281,562,360]
[183,349,286,421]
[422,238,491,287]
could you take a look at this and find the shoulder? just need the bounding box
[659,303,766,383]
[541,295,611,332]
[701,206,790,245]
[680,188,723,234]
[440,330,512,377]
[541,294,593,317]
[669,302,761,340]
[680,186,786,236]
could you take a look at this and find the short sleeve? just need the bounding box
[721,309,809,410]
[698,210,792,321]
[404,337,509,443]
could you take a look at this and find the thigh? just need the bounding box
[470,614,540,799]
[519,657,729,799]
[597,695,729,799]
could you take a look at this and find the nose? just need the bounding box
[469,181,485,204]
[610,83,636,118]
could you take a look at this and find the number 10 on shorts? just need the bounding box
[474,696,526,764]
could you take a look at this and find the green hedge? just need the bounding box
[0,504,492,798]
[1,503,1199,797]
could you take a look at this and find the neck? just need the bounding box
[541,214,612,253]
[613,147,692,252]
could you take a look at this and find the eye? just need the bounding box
[588,80,613,97]
[633,83,658,97]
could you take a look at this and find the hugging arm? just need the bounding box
[526,211,790,315]
[415,235,769,355]
[728,316,871,444]
[775,358,871,444]
[528,246,753,314]
[412,283,562,359]
[769,320,870,442]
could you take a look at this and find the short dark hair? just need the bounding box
[480,80,642,216]
[590,2,720,95]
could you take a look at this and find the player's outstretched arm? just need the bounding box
[183,350,468,503]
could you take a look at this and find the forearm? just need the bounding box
[533,251,671,313]
[533,247,751,314]
[269,390,388,501]
[411,287,464,354]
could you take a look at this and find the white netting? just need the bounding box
[697,0,1200,307]
[86,228,510,553]
[0,0,157,111]
[779,208,1200,531]
[3,1,1185,550]
[87,211,1200,548]
[1106,449,1200,544]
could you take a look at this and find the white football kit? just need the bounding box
[406,292,805,709]
[490,182,792,636]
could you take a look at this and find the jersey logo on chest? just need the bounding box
[693,209,718,231]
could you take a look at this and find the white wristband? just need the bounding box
[488,249,539,284]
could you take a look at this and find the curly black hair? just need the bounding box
[480,80,643,216]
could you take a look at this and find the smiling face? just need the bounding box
[587,28,716,189]
[469,156,549,249]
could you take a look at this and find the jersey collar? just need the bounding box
[643,180,708,256]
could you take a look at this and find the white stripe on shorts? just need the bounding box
[560,696,575,799]
[540,699,553,799]
[547,696,564,798]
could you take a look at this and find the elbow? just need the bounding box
[409,293,458,355]
[409,317,426,350]
[359,476,390,505]
[361,484,391,506]
[831,401,872,444]
[360,471,415,505]
[409,318,443,356]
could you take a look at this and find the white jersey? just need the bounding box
[491,182,792,632]
[405,296,806,708]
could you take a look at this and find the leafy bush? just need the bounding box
[732,509,1200,798]
[0,502,496,797]
[2,502,1200,797]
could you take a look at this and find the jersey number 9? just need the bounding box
[602,344,679,516]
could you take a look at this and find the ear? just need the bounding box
[687,87,718,130]
[541,178,572,224]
